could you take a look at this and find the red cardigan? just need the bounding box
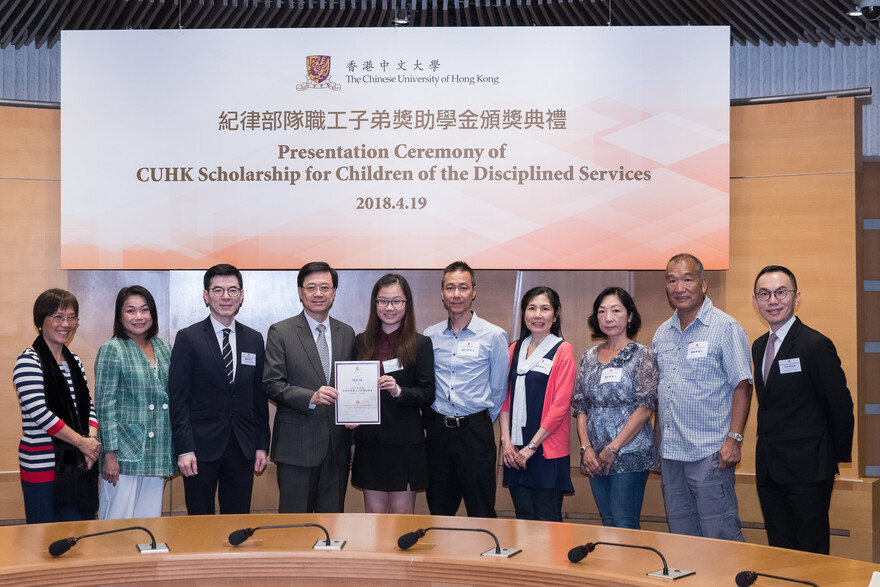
[501,341,576,459]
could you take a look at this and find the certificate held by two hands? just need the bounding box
[334,361,381,425]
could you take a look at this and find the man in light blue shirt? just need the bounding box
[424,261,508,518]
[652,253,752,541]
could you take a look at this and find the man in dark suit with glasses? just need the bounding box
[751,264,853,554]
[169,264,270,515]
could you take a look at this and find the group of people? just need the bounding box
[13,254,854,556]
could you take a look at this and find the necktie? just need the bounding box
[316,324,330,384]
[763,332,777,383]
[222,328,234,384]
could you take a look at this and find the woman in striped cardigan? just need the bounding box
[13,288,100,524]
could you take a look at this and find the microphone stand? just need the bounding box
[736,570,819,587]
[571,541,694,580]
[398,526,521,558]
[228,523,345,550]
[48,526,169,557]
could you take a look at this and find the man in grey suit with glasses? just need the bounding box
[264,261,356,513]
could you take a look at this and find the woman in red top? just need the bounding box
[499,286,576,522]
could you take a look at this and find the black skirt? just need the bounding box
[351,442,429,492]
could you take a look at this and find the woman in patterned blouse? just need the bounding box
[94,285,175,519]
[571,286,659,529]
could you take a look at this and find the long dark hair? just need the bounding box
[358,274,417,367]
[517,286,562,341]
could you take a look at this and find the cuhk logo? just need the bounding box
[297,55,341,91]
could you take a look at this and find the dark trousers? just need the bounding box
[425,410,497,518]
[508,485,564,522]
[757,476,834,554]
[276,444,349,514]
[21,480,94,524]
[183,435,254,515]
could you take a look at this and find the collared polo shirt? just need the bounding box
[652,297,752,462]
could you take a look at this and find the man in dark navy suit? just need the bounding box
[751,265,853,554]
[169,264,271,515]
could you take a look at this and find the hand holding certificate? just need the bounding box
[335,361,381,425]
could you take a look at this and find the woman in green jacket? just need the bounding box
[95,285,175,519]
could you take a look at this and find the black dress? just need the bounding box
[351,332,435,491]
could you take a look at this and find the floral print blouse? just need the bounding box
[571,342,659,475]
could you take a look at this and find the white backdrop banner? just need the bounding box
[61,27,730,269]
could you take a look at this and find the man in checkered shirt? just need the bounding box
[652,253,752,541]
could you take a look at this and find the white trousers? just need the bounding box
[98,474,165,520]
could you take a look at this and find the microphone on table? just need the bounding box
[397,527,521,558]
[735,570,819,587]
[48,525,169,557]
[228,523,345,550]
[567,540,694,580]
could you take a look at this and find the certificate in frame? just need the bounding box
[334,361,381,425]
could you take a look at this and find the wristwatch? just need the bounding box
[727,432,744,442]
[527,442,537,450]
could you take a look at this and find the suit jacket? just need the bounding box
[752,317,853,485]
[94,336,175,477]
[353,333,435,446]
[168,317,270,462]
[263,311,356,468]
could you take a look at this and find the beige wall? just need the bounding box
[1,99,876,561]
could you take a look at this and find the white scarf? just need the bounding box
[511,334,562,446]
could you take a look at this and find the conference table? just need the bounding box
[1,513,878,586]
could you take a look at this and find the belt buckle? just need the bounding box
[443,415,461,428]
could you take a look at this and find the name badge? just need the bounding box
[531,358,553,375]
[382,358,402,373]
[778,358,802,374]
[687,341,709,359]
[601,367,623,383]
[457,341,480,356]
[241,352,257,366]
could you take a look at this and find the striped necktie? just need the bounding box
[222,328,234,384]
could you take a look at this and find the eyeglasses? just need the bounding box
[209,286,242,298]
[755,288,795,302]
[375,299,407,309]
[302,285,333,295]
[49,314,79,325]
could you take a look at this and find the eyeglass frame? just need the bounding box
[375,298,408,309]
[302,284,334,295]
[208,286,242,298]
[754,288,796,302]
[49,313,80,325]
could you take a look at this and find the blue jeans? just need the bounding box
[508,485,564,522]
[589,470,649,529]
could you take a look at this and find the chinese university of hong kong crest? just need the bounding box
[297,55,341,91]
